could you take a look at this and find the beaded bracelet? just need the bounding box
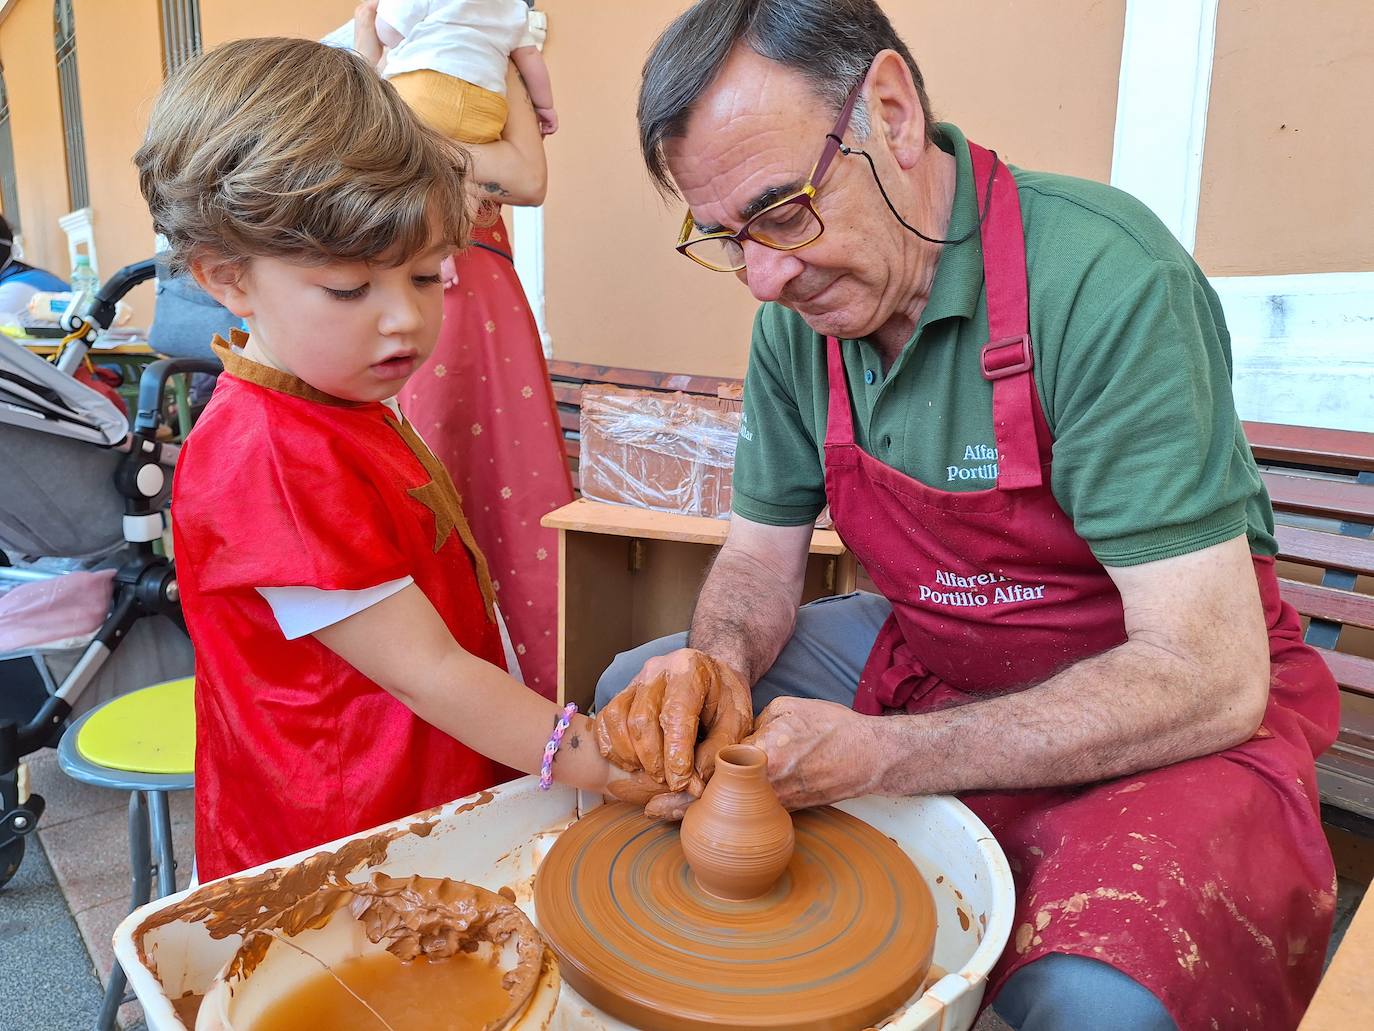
[538,702,579,791]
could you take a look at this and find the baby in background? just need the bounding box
[350,0,557,142]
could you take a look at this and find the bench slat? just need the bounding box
[1317,749,1374,821]
[1245,421,1374,474]
[1317,648,1374,700]
[547,360,740,398]
[1273,524,1374,577]
[564,437,580,461]
[1262,471,1374,523]
[557,407,579,434]
[1279,578,1374,632]
[552,384,581,406]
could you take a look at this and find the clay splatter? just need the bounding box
[1201,881,1277,960]
[453,790,496,816]
[1015,923,1034,954]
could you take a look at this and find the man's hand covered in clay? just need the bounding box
[593,649,752,819]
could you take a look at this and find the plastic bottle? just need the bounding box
[70,254,99,298]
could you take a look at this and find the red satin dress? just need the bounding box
[402,216,573,699]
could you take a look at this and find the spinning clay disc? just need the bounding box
[534,803,936,1031]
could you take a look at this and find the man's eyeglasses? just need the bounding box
[675,74,866,273]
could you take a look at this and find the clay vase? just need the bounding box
[679,744,794,901]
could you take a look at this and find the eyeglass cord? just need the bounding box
[826,135,998,246]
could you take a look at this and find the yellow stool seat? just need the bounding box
[75,676,195,775]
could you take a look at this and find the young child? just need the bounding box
[134,37,656,881]
[351,0,557,142]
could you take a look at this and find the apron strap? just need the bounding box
[970,142,1045,491]
[824,335,856,445]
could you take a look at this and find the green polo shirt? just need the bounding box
[732,123,1276,566]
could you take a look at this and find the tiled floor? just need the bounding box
[3,746,1368,1031]
[15,748,193,1030]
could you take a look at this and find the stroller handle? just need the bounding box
[89,259,157,332]
[135,357,223,434]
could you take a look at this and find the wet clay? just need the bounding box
[248,948,513,1031]
[135,828,405,980]
[348,874,544,997]
[208,874,544,1015]
[171,991,203,1028]
[679,745,794,900]
[535,803,937,1031]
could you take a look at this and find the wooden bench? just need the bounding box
[1245,421,1374,830]
[547,363,1374,823]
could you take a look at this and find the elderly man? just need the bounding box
[592,2,1340,1029]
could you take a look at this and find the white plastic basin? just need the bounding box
[115,778,1013,1031]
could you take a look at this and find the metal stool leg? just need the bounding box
[148,790,177,899]
[96,793,153,1031]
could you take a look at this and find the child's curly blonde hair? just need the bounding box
[136,36,472,275]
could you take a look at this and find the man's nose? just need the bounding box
[739,241,802,303]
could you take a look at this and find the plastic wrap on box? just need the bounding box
[579,386,741,519]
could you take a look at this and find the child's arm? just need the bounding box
[510,46,556,135]
[314,582,664,797]
[465,64,548,205]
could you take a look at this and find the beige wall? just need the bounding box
[201,0,346,48]
[539,0,1127,378]
[0,0,352,325]
[73,0,163,322]
[0,0,71,277]
[892,1,1125,182]
[1,0,1367,361]
[1194,0,1374,275]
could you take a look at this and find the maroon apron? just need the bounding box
[826,142,1341,1030]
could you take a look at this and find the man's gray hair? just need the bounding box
[638,0,934,195]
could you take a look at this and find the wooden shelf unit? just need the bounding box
[543,499,855,709]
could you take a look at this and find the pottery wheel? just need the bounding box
[534,802,936,1031]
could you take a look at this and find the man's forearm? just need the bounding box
[871,636,1269,796]
[688,546,800,685]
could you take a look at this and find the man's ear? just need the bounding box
[189,254,253,318]
[868,48,926,171]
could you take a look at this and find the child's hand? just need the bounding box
[440,255,458,288]
[535,106,558,137]
[353,1,383,66]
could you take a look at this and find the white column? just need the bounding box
[1110,0,1220,253]
[511,203,550,359]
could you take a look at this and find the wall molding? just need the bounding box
[511,203,550,359]
[1111,0,1369,432]
[1211,272,1374,433]
[1110,0,1220,253]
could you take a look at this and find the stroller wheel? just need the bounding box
[0,835,22,889]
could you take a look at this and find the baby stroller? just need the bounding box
[0,259,221,887]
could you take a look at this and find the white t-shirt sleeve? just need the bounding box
[257,576,415,641]
[494,604,524,683]
[378,0,431,38]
